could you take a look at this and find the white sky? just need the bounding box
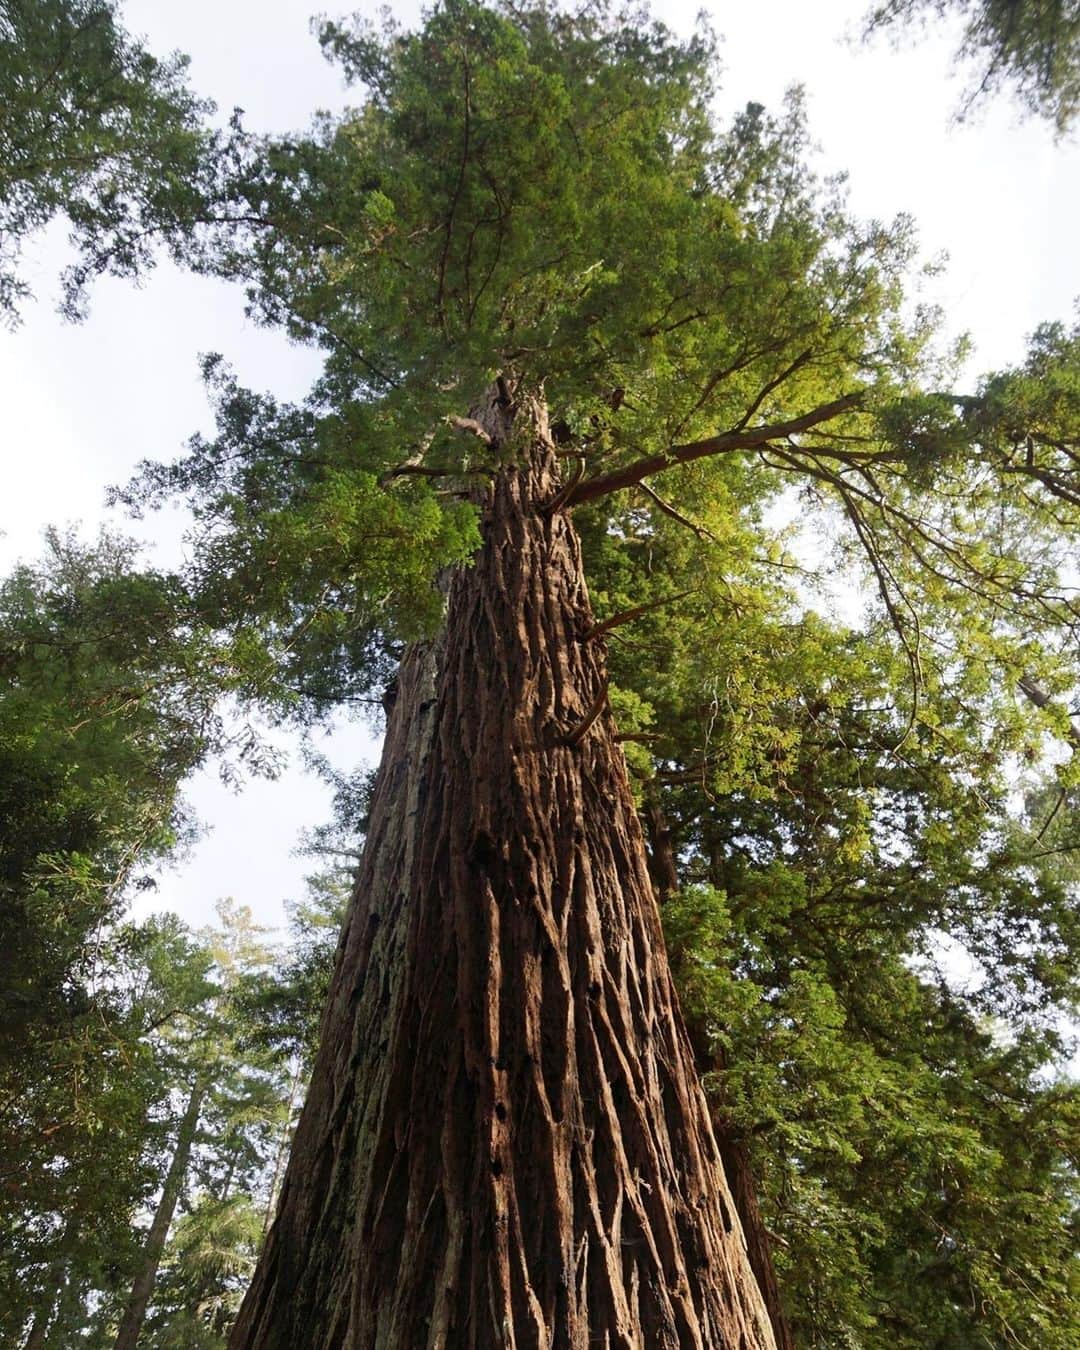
[1,0,1078,936]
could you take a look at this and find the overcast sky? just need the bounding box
[2,0,1078,938]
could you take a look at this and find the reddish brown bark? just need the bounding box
[230,397,774,1348]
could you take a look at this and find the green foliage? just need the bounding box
[142,1194,262,1348]
[0,0,215,320]
[233,860,351,1071]
[0,529,271,1078]
[114,355,483,712]
[635,582,1080,1341]
[119,1,936,712]
[3,897,322,1346]
[124,898,346,1348]
[0,534,285,1345]
[866,0,1080,131]
[666,883,1080,1346]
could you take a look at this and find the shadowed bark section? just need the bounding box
[230,399,775,1349]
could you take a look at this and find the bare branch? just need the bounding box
[836,488,922,751]
[561,683,609,746]
[379,462,492,486]
[540,456,586,516]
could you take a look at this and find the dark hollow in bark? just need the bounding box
[230,400,775,1349]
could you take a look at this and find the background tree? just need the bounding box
[4,892,327,1349]
[111,902,294,1350]
[137,874,354,1349]
[0,0,217,321]
[865,0,1080,131]
[3,914,213,1348]
[0,529,276,1108]
[0,532,283,1346]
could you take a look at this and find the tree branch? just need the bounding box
[540,456,586,515]
[447,414,494,446]
[560,683,609,746]
[379,462,492,486]
[637,480,720,543]
[584,588,696,641]
[566,393,862,506]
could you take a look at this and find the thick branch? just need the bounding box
[540,455,586,515]
[561,681,609,746]
[566,393,862,506]
[379,462,493,486]
[447,414,494,446]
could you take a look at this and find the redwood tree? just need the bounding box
[230,394,776,1345]
[116,2,1080,1344]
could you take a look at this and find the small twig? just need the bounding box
[561,683,608,746]
[584,588,696,641]
[638,480,719,543]
[1036,787,1067,842]
[834,485,921,752]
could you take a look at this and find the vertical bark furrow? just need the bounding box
[231,401,774,1349]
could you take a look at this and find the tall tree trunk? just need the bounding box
[230,396,775,1349]
[23,1301,51,1350]
[23,1217,76,1350]
[643,795,795,1350]
[113,1073,207,1350]
[23,1266,63,1350]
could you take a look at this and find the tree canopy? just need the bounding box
[0,0,214,320]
